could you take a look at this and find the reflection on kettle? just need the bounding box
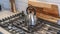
[0,5,2,11]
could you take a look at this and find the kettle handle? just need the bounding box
[26,5,36,15]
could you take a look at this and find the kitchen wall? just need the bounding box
[0,0,28,13]
[0,0,10,10]
[0,0,60,16]
[15,0,28,13]
[37,0,60,3]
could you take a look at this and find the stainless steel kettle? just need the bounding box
[26,5,37,26]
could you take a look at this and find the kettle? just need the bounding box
[26,5,37,26]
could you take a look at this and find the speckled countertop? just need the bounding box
[0,10,20,20]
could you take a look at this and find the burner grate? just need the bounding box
[0,13,60,34]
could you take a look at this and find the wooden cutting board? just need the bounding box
[28,1,60,23]
[28,1,59,18]
[36,12,59,23]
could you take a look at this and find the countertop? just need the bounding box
[0,10,20,20]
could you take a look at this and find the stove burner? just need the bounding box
[0,12,60,34]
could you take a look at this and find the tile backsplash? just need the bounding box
[15,0,28,14]
[0,0,28,13]
[0,0,10,10]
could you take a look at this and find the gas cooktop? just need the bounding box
[0,12,60,34]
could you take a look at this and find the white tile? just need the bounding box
[15,0,28,14]
[15,0,28,3]
[1,0,10,10]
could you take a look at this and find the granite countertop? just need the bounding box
[0,27,11,34]
[0,10,20,20]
